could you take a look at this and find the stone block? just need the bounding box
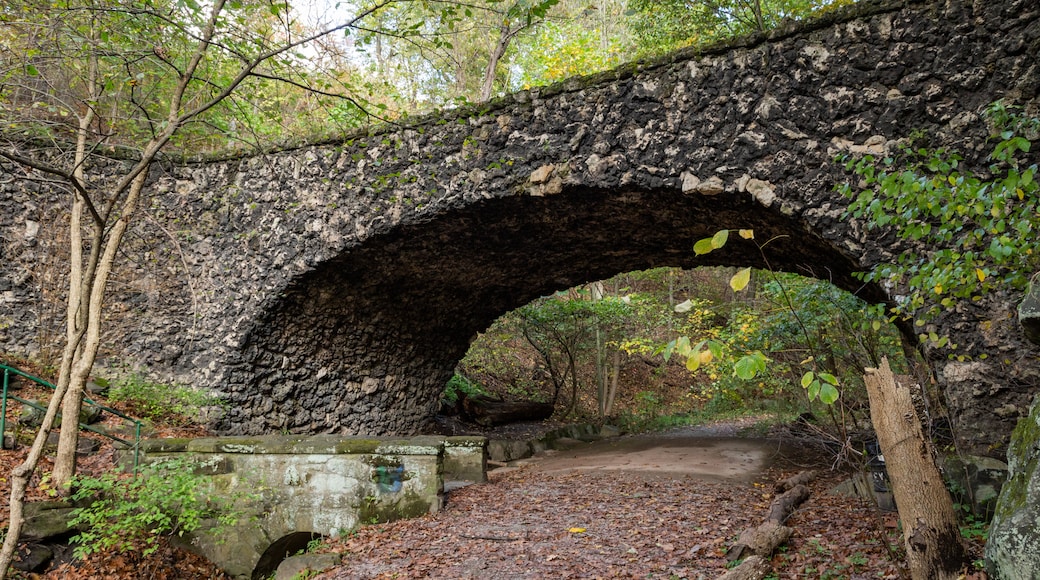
[944,454,1009,520]
[159,435,445,579]
[443,436,487,482]
[987,394,1040,579]
[487,439,532,463]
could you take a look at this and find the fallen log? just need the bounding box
[765,484,810,524]
[726,520,792,562]
[774,470,817,493]
[723,472,815,568]
[459,393,554,427]
[717,555,772,580]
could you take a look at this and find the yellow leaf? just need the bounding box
[686,355,701,372]
[934,283,943,295]
[568,527,586,533]
[730,267,752,292]
[699,349,713,364]
[976,268,986,282]
[738,229,754,239]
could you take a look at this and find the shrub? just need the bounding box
[68,458,243,558]
[441,373,489,404]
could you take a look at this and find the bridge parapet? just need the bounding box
[137,434,478,579]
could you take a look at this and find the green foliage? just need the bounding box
[678,229,910,408]
[107,374,224,425]
[625,0,855,57]
[67,458,242,559]
[441,373,490,404]
[839,102,1040,328]
[958,512,989,541]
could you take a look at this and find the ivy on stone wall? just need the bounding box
[838,102,1040,344]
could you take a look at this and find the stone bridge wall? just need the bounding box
[1,0,1038,458]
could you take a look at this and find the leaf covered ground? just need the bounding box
[314,454,917,579]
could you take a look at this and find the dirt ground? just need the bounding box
[521,421,780,481]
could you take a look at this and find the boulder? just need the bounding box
[274,553,340,580]
[11,543,53,573]
[987,394,1040,578]
[22,501,76,540]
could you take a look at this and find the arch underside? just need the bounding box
[219,185,886,435]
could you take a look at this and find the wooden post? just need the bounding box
[863,358,967,579]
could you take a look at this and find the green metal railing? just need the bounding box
[1,363,142,473]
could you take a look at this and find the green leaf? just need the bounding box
[730,267,752,292]
[711,229,729,249]
[818,372,838,386]
[661,340,678,363]
[25,64,38,76]
[807,380,821,401]
[801,372,814,388]
[734,353,766,380]
[819,383,840,405]
[693,238,715,255]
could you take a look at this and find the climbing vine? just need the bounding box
[837,102,1040,342]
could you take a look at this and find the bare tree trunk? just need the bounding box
[863,358,967,580]
[478,23,518,102]
[604,349,620,416]
[563,349,579,418]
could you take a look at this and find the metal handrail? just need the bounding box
[1,363,142,474]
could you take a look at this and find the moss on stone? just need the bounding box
[994,396,1040,521]
[140,438,190,453]
[356,490,433,524]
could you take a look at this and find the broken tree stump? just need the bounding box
[863,358,968,579]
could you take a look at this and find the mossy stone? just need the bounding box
[986,394,1040,578]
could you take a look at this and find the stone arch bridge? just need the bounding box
[2,0,1038,469]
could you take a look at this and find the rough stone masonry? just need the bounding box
[1,0,1038,459]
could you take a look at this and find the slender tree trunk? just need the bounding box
[863,358,967,579]
[604,349,620,416]
[479,23,519,102]
[53,171,147,487]
[563,349,579,418]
